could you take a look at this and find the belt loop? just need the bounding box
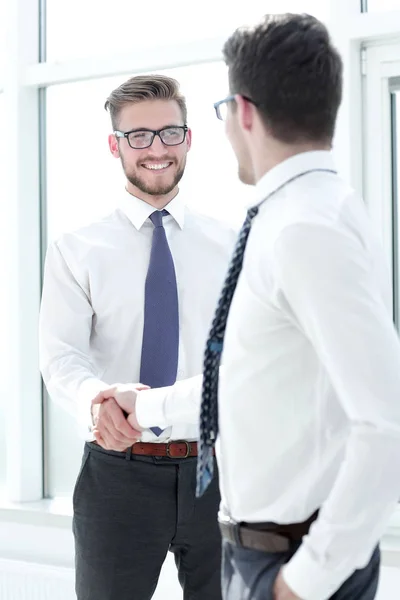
[125,445,132,461]
[232,522,242,547]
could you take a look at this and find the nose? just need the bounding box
[150,133,168,155]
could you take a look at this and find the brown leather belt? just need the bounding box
[131,441,213,459]
[219,510,318,553]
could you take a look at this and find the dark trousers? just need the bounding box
[73,442,222,600]
[222,538,380,600]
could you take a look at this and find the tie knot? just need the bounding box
[150,210,168,228]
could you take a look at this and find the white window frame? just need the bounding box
[362,41,400,562]
[2,0,43,503]
[2,0,400,567]
[332,1,400,562]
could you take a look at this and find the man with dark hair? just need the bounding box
[196,13,400,600]
[39,74,236,600]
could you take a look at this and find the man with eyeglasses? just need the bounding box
[39,74,236,600]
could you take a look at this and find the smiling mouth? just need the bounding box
[142,162,173,171]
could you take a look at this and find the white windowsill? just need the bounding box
[0,496,72,529]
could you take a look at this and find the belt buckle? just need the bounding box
[166,440,190,459]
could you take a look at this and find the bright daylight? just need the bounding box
[2,0,400,599]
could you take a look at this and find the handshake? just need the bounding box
[91,383,150,452]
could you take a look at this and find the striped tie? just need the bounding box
[196,205,259,496]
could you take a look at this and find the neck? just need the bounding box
[125,182,179,209]
[254,140,331,183]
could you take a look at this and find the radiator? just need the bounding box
[0,558,75,600]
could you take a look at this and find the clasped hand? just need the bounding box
[91,383,149,451]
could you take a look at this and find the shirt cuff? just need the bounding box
[282,542,350,600]
[135,387,169,429]
[76,378,111,438]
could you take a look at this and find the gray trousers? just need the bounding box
[73,442,222,600]
[222,538,380,600]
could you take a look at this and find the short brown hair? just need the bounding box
[104,74,188,129]
[223,13,343,144]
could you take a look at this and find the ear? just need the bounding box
[234,94,254,133]
[108,133,120,158]
[185,127,192,152]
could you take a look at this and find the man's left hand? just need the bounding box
[273,570,302,600]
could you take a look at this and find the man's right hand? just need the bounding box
[91,398,142,452]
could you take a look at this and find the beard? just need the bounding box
[121,155,186,196]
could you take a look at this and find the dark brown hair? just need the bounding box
[223,13,343,144]
[104,74,188,129]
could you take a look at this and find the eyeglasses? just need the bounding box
[213,95,258,121]
[114,125,188,149]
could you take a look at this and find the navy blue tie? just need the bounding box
[140,210,179,436]
[196,168,337,497]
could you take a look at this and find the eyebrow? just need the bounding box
[123,124,185,133]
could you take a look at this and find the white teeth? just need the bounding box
[143,163,170,170]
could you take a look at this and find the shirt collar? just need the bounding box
[119,189,185,230]
[255,150,337,206]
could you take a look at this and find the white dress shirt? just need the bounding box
[218,151,400,599]
[137,151,400,600]
[39,190,236,442]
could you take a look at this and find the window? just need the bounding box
[0,93,6,493]
[391,87,400,328]
[362,0,400,11]
[46,0,329,62]
[46,1,263,62]
[46,76,125,240]
[362,45,400,328]
[46,62,250,239]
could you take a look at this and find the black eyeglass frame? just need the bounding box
[114,125,189,149]
[213,95,259,121]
